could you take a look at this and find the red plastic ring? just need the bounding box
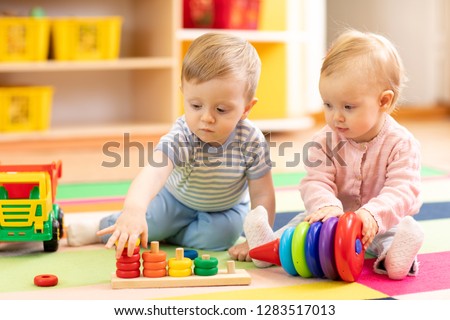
[117,253,140,263]
[334,212,365,282]
[34,274,58,287]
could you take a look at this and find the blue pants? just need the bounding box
[99,187,249,251]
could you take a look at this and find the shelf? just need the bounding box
[0,57,175,73]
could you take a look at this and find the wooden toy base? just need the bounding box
[111,269,251,289]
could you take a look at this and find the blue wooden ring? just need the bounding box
[291,222,312,278]
[279,227,298,276]
[318,217,340,280]
[305,221,325,278]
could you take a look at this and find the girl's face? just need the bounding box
[181,76,256,146]
[319,70,393,143]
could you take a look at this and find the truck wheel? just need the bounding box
[57,207,64,239]
[43,219,60,252]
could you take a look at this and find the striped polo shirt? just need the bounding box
[155,116,272,212]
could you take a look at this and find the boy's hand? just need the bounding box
[97,210,148,259]
[228,241,252,262]
[304,206,344,224]
[355,208,378,249]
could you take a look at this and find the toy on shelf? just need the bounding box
[0,161,64,252]
[249,211,365,282]
[111,241,251,289]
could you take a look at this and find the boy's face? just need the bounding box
[182,77,256,146]
[319,70,390,143]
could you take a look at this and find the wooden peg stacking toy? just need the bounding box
[110,242,251,289]
[142,241,167,278]
[194,254,219,276]
[249,211,365,282]
[168,248,192,277]
[115,239,141,279]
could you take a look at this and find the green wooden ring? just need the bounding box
[194,267,219,276]
[194,256,218,269]
[291,221,313,278]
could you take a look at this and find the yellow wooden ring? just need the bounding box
[168,268,192,277]
[115,238,140,248]
[143,260,167,270]
[168,257,193,270]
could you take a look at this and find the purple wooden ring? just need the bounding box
[318,217,339,280]
[305,221,325,278]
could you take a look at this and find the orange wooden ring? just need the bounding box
[116,269,140,279]
[116,261,141,271]
[117,253,140,263]
[143,261,167,270]
[34,274,58,287]
[143,268,167,278]
[142,251,166,262]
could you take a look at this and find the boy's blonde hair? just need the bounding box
[181,32,261,102]
[321,29,405,112]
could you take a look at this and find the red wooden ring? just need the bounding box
[117,253,140,263]
[116,261,141,271]
[34,274,58,287]
[121,246,140,256]
[143,260,167,270]
[143,268,167,278]
[142,251,166,262]
[116,269,141,279]
[334,212,365,282]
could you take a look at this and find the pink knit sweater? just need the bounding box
[299,115,422,234]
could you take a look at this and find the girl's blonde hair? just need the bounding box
[181,32,261,102]
[321,29,406,112]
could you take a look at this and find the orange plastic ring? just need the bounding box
[143,268,167,278]
[142,251,167,262]
[116,269,141,279]
[34,274,58,287]
[143,261,167,270]
[116,261,141,271]
[117,253,140,263]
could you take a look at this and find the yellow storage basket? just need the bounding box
[52,16,122,60]
[0,17,50,62]
[0,86,53,132]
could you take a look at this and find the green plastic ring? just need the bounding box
[291,221,313,278]
[194,256,218,269]
[194,267,219,276]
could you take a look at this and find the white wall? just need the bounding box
[326,0,450,106]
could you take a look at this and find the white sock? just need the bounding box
[244,205,276,268]
[66,215,103,247]
[385,216,424,280]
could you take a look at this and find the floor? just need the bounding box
[1,116,449,183]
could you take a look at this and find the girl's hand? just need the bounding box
[228,241,252,262]
[304,206,344,224]
[355,208,378,249]
[97,209,148,259]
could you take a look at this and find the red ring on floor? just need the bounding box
[34,274,58,287]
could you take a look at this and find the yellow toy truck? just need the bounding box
[0,161,64,252]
